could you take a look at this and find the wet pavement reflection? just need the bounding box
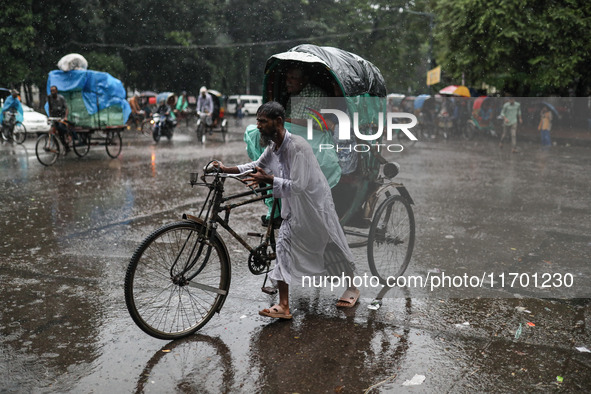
[1,122,590,392]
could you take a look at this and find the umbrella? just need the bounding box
[542,102,560,118]
[413,94,431,110]
[453,86,471,97]
[156,92,176,106]
[140,91,157,97]
[439,85,458,95]
[207,89,223,97]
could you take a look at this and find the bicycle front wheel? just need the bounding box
[196,123,205,144]
[125,221,231,340]
[13,122,27,144]
[35,134,60,166]
[368,195,415,284]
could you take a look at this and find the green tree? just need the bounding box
[0,1,35,87]
[434,0,591,95]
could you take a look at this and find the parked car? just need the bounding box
[0,88,10,105]
[226,95,262,116]
[22,104,50,133]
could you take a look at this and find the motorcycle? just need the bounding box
[151,112,175,142]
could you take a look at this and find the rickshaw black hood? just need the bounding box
[265,44,387,98]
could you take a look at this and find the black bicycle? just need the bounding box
[125,159,415,339]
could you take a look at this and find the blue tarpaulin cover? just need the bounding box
[45,69,130,125]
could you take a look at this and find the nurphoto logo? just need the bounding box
[304,107,418,153]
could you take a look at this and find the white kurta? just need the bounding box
[238,131,354,285]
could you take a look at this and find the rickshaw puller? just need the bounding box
[214,102,360,319]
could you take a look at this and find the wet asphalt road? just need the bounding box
[1,120,590,393]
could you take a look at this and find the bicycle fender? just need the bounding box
[375,182,415,205]
[396,185,415,205]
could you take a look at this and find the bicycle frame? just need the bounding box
[183,167,280,277]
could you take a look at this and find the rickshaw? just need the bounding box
[36,69,130,166]
[195,89,228,143]
[464,96,498,140]
[262,44,416,282]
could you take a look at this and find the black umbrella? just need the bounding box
[542,102,560,118]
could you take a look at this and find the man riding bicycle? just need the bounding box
[47,85,71,150]
[196,86,217,128]
[0,89,24,131]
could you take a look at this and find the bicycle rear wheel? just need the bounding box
[35,134,60,166]
[125,221,230,340]
[13,122,27,144]
[368,195,415,284]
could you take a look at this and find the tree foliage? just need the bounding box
[1,0,589,105]
[434,0,591,95]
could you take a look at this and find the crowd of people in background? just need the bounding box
[388,92,576,150]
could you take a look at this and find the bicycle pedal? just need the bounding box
[261,286,278,295]
[247,232,263,237]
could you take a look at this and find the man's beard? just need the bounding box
[259,128,278,147]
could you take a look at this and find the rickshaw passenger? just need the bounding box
[477,105,493,125]
[176,91,189,113]
[215,101,360,319]
[128,93,144,130]
[284,64,329,126]
[326,81,357,175]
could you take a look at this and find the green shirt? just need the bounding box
[501,101,522,126]
[176,95,188,111]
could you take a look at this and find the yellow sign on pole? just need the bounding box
[427,66,441,86]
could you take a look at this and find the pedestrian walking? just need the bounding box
[499,96,523,153]
[538,105,553,148]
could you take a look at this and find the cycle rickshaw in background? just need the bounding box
[127,91,157,135]
[124,45,415,340]
[36,69,130,166]
[464,96,499,140]
[195,89,228,143]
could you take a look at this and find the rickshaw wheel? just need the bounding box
[105,131,122,158]
[396,129,417,147]
[73,133,91,157]
[367,195,415,285]
[463,121,476,140]
[140,119,151,135]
